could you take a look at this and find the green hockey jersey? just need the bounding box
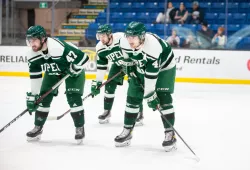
[119,33,176,96]
[27,37,89,94]
[95,32,124,81]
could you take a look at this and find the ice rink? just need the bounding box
[0,76,250,170]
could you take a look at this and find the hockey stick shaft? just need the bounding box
[0,74,70,134]
[47,70,124,120]
[131,73,200,161]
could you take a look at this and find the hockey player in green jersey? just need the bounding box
[115,22,177,152]
[25,25,89,144]
[91,24,144,125]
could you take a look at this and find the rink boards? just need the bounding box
[0,46,250,84]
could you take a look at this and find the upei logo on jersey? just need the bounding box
[247,60,250,71]
[106,51,123,61]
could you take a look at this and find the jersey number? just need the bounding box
[66,51,77,62]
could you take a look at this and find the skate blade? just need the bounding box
[99,118,110,124]
[27,134,41,142]
[135,120,143,126]
[115,140,131,147]
[164,143,177,152]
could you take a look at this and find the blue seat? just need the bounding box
[88,23,99,30]
[233,13,246,24]
[227,3,238,13]
[98,12,106,19]
[200,2,212,10]
[113,23,127,32]
[155,24,164,33]
[227,24,241,36]
[145,23,155,33]
[227,24,241,32]
[239,3,250,13]
[136,12,150,22]
[218,13,233,24]
[210,24,221,32]
[185,2,192,9]
[120,2,132,12]
[110,2,119,9]
[145,2,159,12]
[183,24,197,32]
[110,12,124,22]
[169,24,182,31]
[155,24,169,35]
[120,2,132,8]
[244,37,250,44]
[150,13,158,21]
[123,12,136,22]
[211,3,225,13]
[247,13,250,23]
[132,2,145,12]
[205,13,218,24]
[157,2,165,12]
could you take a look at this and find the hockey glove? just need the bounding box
[67,64,83,77]
[122,58,136,77]
[144,91,160,110]
[26,92,40,114]
[91,80,102,97]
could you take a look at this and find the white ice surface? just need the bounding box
[0,77,250,170]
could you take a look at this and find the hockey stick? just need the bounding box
[0,74,70,134]
[47,70,124,120]
[131,72,200,162]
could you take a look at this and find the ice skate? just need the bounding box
[135,111,144,126]
[75,126,85,144]
[162,130,177,152]
[26,125,43,142]
[98,110,111,124]
[115,127,133,147]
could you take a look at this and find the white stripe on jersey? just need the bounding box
[160,50,173,68]
[37,106,50,112]
[145,71,159,76]
[29,55,43,63]
[162,40,169,48]
[125,106,140,113]
[160,61,176,72]
[104,93,115,98]
[29,71,42,76]
[97,64,108,68]
[77,53,88,66]
[71,106,83,113]
[161,108,175,115]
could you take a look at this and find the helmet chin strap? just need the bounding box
[39,37,47,51]
[105,34,113,46]
[134,37,145,50]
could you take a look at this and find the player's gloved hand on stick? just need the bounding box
[91,80,102,97]
[67,63,83,77]
[144,91,160,110]
[122,58,136,77]
[26,92,40,114]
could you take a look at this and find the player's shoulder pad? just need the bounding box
[47,37,64,57]
[119,36,132,52]
[112,32,124,44]
[26,48,43,62]
[95,41,106,53]
[142,33,162,60]
[66,41,79,49]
